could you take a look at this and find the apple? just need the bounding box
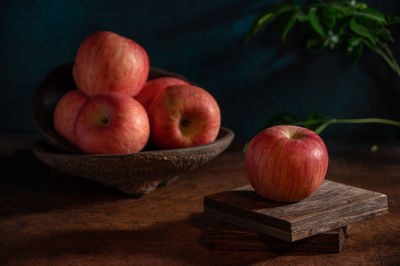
[74,92,150,154]
[244,125,329,202]
[147,84,221,149]
[72,31,149,97]
[135,77,189,109]
[53,89,89,145]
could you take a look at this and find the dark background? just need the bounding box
[1,0,400,141]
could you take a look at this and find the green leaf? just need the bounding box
[261,113,302,130]
[306,36,324,50]
[334,17,351,36]
[352,43,364,65]
[274,2,296,16]
[304,113,331,131]
[260,112,332,134]
[321,6,337,31]
[331,5,352,16]
[385,14,400,25]
[356,15,381,32]
[347,37,364,66]
[296,10,309,22]
[245,1,296,42]
[246,12,275,42]
[370,144,379,152]
[308,7,325,37]
[377,27,394,42]
[323,37,330,47]
[348,36,362,47]
[354,2,368,10]
[357,7,387,25]
[282,10,298,41]
[349,18,377,46]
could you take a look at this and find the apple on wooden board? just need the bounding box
[74,92,150,154]
[147,84,221,149]
[135,77,189,109]
[244,125,329,202]
[73,31,149,97]
[53,89,89,145]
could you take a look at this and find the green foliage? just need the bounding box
[242,111,400,153]
[242,1,400,151]
[246,0,400,77]
[282,10,298,40]
[261,112,332,134]
[258,112,400,136]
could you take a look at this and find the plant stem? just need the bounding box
[314,117,400,135]
[380,42,400,76]
[364,41,400,78]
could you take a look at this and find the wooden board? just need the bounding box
[204,179,388,242]
[206,218,347,253]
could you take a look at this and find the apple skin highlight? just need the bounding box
[74,92,150,154]
[245,125,329,202]
[147,84,221,149]
[53,89,89,145]
[135,77,189,109]
[73,31,149,97]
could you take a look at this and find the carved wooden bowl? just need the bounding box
[32,63,234,196]
[32,127,234,196]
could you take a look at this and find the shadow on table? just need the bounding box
[0,214,272,265]
[2,212,355,265]
[0,148,132,216]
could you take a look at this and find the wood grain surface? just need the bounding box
[206,218,347,253]
[0,136,400,265]
[204,180,388,242]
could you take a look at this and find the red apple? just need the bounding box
[244,125,329,202]
[147,84,221,149]
[135,77,189,109]
[74,92,150,154]
[72,31,149,97]
[53,89,89,145]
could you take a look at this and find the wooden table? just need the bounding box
[1,134,399,265]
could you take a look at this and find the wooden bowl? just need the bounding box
[32,63,235,196]
[32,127,234,196]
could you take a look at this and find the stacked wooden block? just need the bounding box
[204,180,388,253]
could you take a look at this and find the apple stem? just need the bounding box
[314,118,400,135]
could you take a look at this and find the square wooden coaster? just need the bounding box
[206,218,347,253]
[204,180,387,242]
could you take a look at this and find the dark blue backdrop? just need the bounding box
[1,0,399,141]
